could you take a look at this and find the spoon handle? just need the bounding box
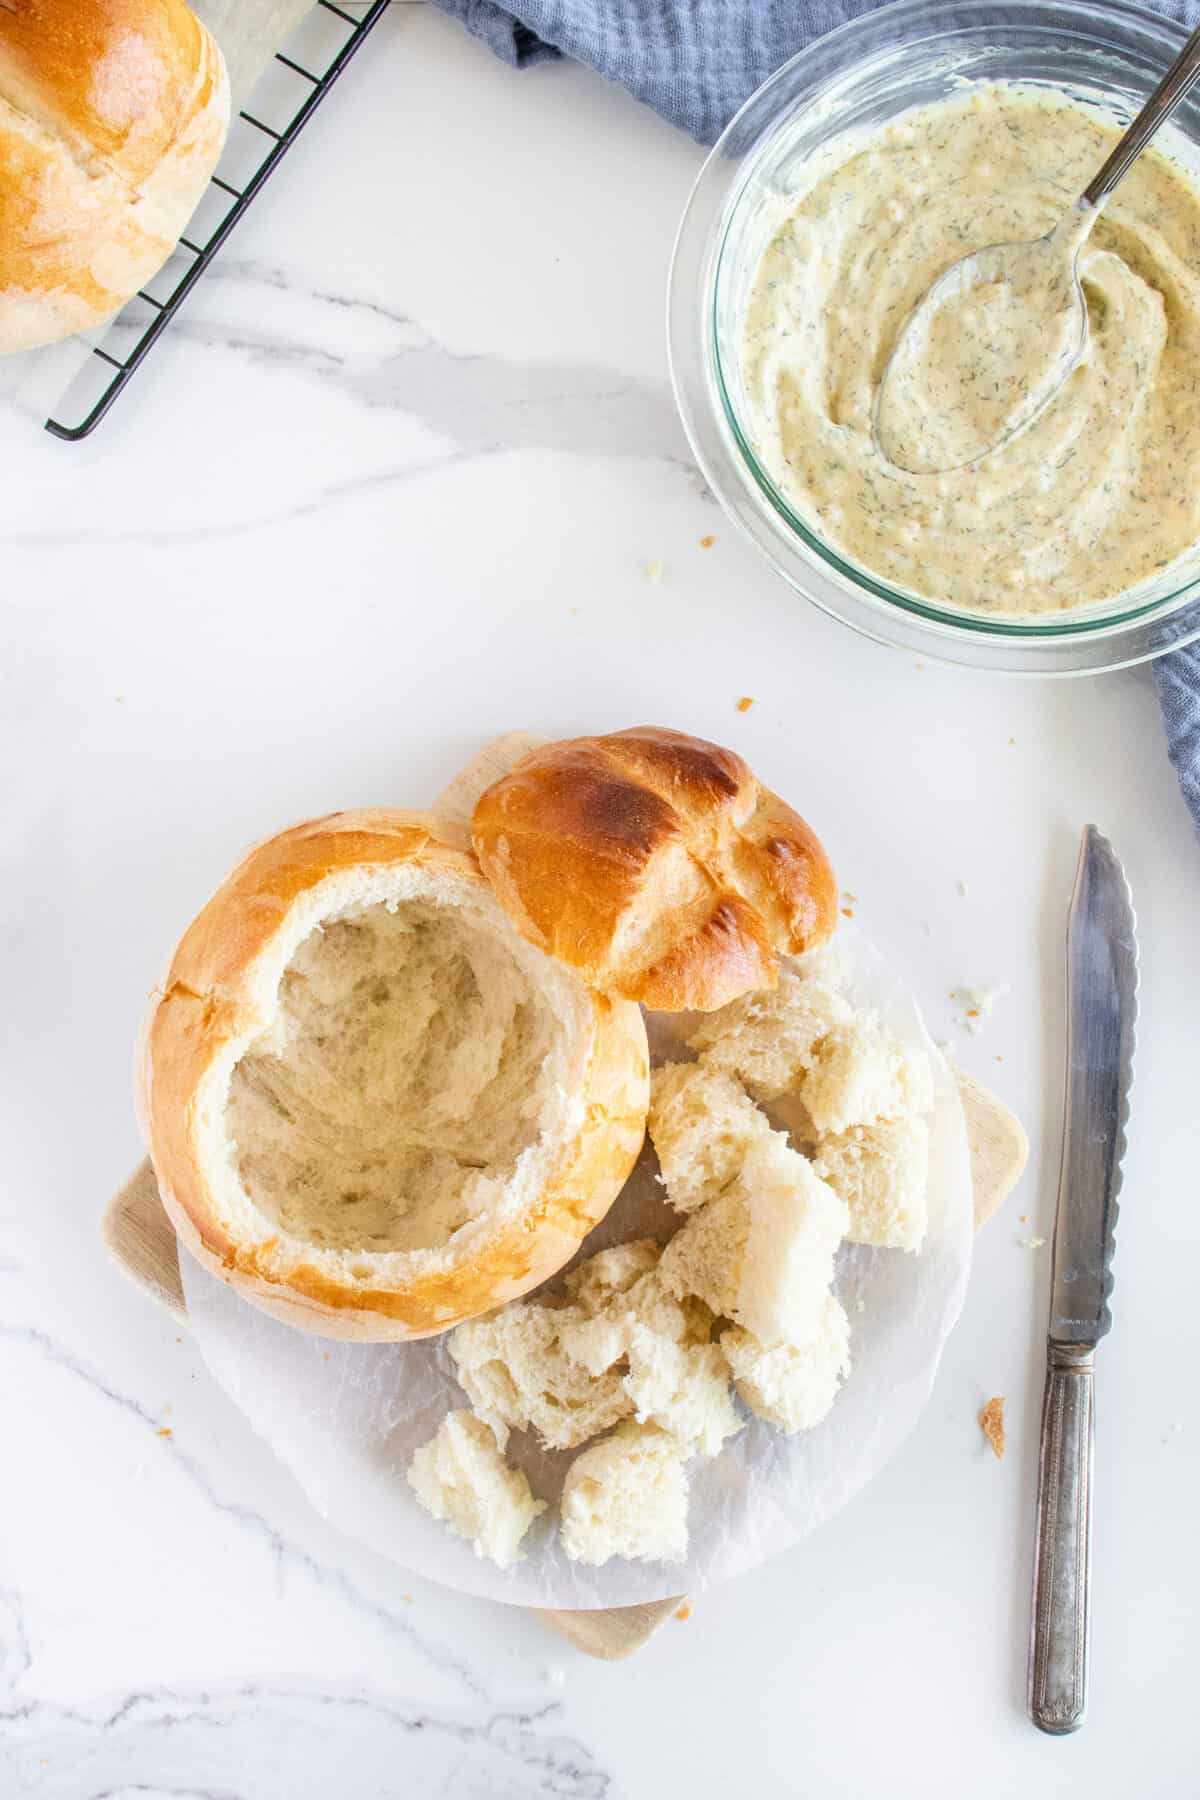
[1082,23,1200,209]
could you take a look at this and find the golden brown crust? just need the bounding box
[471,727,838,1011]
[141,810,650,1341]
[0,0,229,352]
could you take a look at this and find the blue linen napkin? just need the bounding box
[433,0,1200,832]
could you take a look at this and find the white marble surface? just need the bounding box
[3,5,1199,1794]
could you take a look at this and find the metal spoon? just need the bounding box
[873,24,1200,476]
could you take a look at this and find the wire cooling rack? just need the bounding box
[44,0,390,441]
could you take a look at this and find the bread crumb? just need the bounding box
[841,907,854,918]
[644,559,666,584]
[674,1603,692,1621]
[979,1397,1006,1460]
[155,1428,172,1438]
[1019,1235,1047,1250]
[567,606,582,615]
[956,879,968,898]
[956,985,1005,1035]
[1018,1214,1028,1224]
[402,1594,413,1603]
[736,695,754,712]
[699,535,716,548]
[1008,736,1016,746]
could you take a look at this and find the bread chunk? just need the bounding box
[688,965,853,1100]
[801,1017,934,1134]
[450,1303,632,1451]
[659,1130,848,1345]
[624,1331,743,1456]
[815,1115,930,1252]
[560,1422,690,1565]
[648,1062,769,1212]
[721,1296,851,1433]
[408,1411,545,1567]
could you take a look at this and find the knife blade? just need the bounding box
[1028,824,1138,1735]
[1049,825,1138,1344]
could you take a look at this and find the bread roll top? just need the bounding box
[472,726,838,1011]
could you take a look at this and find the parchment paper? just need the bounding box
[182,923,974,1609]
[0,1,330,423]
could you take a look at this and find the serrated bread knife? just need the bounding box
[1028,825,1138,1735]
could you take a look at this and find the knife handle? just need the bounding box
[1028,1341,1096,1734]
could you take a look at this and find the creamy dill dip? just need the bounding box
[739,84,1200,615]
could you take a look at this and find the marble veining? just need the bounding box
[0,1322,491,1703]
[3,1684,611,1800]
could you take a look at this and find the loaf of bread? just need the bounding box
[140,810,649,1341]
[0,0,230,353]
[472,727,838,1011]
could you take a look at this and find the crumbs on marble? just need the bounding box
[155,1427,172,1438]
[736,695,755,713]
[953,984,1006,1034]
[674,1604,692,1622]
[1018,1236,1047,1250]
[979,1397,1006,1461]
[699,535,716,548]
[643,559,667,584]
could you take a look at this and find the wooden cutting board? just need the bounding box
[104,733,1029,1660]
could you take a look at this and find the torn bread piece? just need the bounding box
[560,1421,690,1566]
[558,1266,712,1378]
[800,1016,934,1135]
[687,964,853,1101]
[815,1114,931,1253]
[659,1130,848,1345]
[721,1296,851,1434]
[563,1238,662,1313]
[408,1410,546,1567]
[648,1061,770,1212]
[449,1303,632,1451]
[624,1330,743,1456]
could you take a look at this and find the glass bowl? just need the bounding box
[668,0,1200,674]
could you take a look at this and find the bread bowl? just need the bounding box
[471,727,838,1011]
[140,810,650,1341]
[0,0,230,353]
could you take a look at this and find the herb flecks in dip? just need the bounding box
[739,85,1200,616]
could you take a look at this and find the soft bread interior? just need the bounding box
[197,864,590,1278]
